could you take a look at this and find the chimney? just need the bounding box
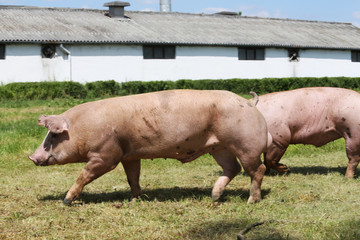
[160,0,171,12]
[104,1,130,18]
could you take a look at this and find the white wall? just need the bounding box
[265,48,360,78]
[0,43,359,84]
[294,49,360,77]
[70,45,360,82]
[0,44,69,83]
[70,44,143,82]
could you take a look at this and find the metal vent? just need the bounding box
[104,1,130,18]
[42,45,56,58]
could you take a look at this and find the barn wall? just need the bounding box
[70,44,142,83]
[294,49,359,77]
[0,43,359,84]
[0,44,69,83]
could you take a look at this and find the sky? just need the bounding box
[0,0,359,27]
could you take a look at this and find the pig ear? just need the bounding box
[38,115,69,134]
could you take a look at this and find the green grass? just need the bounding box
[1,99,360,240]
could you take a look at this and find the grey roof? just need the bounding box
[1,5,360,50]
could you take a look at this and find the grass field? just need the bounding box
[1,99,360,240]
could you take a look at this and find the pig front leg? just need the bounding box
[64,157,118,205]
[121,159,142,200]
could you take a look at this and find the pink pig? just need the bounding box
[29,90,269,204]
[256,87,360,177]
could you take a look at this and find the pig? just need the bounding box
[29,90,269,205]
[256,87,360,178]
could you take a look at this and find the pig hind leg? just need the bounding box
[235,149,266,204]
[121,159,142,200]
[211,149,241,201]
[345,138,360,178]
[264,142,289,174]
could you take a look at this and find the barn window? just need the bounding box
[288,49,300,62]
[238,48,265,60]
[41,44,56,58]
[143,45,176,59]
[351,51,360,62]
[0,44,5,60]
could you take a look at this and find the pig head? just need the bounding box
[29,115,76,166]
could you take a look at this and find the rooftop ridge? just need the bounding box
[0,4,354,26]
[127,10,354,26]
[0,5,106,13]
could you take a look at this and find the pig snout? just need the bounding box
[28,155,39,165]
[28,149,51,166]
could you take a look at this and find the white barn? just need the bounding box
[0,2,359,84]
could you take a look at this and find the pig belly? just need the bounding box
[290,128,341,147]
[123,134,221,162]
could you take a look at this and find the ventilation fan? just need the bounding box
[42,45,56,58]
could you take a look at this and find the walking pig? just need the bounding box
[256,87,360,177]
[29,90,269,204]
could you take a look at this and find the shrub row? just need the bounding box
[121,77,360,95]
[1,77,360,100]
[0,81,87,100]
[0,81,117,100]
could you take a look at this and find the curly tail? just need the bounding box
[249,91,259,106]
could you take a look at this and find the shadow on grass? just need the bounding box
[39,187,271,204]
[184,219,294,240]
[268,165,359,178]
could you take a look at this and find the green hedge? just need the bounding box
[119,77,360,95]
[85,80,121,98]
[1,77,360,100]
[0,81,87,100]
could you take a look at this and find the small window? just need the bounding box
[143,45,175,59]
[288,49,299,62]
[164,46,176,59]
[0,44,5,60]
[42,45,56,58]
[351,51,360,62]
[154,46,164,59]
[238,48,265,60]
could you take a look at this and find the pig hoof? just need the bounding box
[211,192,222,202]
[247,196,260,204]
[63,198,72,205]
[274,164,290,173]
[279,167,290,173]
[130,197,138,203]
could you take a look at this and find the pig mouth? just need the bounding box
[38,158,50,166]
[41,155,58,166]
[30,155,57,166]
